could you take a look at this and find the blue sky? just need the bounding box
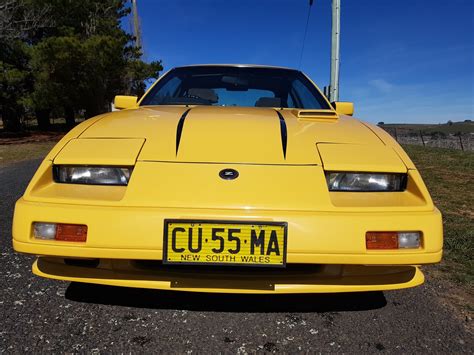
[128,0,473,124]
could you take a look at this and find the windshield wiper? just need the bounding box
[158,102,211,106]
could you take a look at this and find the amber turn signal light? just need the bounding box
[366,232,399,249]
[55,224,88,242]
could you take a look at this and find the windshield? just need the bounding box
[140,66,331,109]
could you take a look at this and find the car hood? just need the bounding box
[75,106,397,166]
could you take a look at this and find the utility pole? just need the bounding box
[131,0,142,51]
[329,0,341,102]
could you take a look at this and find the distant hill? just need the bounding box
[378,121,474,134]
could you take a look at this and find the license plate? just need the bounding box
[163,220,287,267]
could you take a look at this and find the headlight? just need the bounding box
[53,166,133,186]
[326,172,407,192]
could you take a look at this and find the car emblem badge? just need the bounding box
[219,168,239,180]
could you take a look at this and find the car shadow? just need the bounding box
[65,282,387,313]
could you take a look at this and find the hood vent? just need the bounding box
[292,109,338,121]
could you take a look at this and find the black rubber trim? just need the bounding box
[275,110,288,159]
[176,108,192,156]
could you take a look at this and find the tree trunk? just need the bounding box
[85,107,99,119]
[85,100,102,119]
[1,106,23,132]
[36,109,51,130]
[64,106,75,128]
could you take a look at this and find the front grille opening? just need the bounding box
[64,258,100,268]
[132,260,325,275]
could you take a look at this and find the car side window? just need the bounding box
[291,79,324,109]
[148,76,182,104]
[286,91,296,108]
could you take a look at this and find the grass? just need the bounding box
[404,145,474,286]
[0,142,56,167]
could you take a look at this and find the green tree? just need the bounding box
[31,35,85,126]
[0,41,32,131]
[0,0,50,131]
[2,0,163,131]
[125,59,163,97]
[31,0,162,126]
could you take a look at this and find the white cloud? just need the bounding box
[368,79,394,93]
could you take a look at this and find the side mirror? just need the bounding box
[332,102,354,116]
[114,95,138,110]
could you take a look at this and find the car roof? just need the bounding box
[173,64,298,71]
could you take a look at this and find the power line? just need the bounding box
[298,0,314,69]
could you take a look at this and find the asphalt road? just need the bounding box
[0,159,472,353]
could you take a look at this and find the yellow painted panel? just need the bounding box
[361,121,417,169]
[44,115,107,161]
[317,143,407,173]
[24,161,433,212]
[280,111,383,164]
[54,138,145,166]
[75,107,384,165]
[176,106,285,164]
[125,162,331,210]
[80,106,186,162]
[13,198,443,256]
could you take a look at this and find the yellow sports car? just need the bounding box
[12,64,443,293]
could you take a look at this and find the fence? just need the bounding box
[381,126,473,151]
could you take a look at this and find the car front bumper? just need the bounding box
[33,257,425,294]
[13,198,442,292]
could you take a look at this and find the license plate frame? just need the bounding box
[163,219,288,268]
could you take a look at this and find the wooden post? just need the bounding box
[458,134,464,151]
[329,0,341,102]
[419,130,425,146]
